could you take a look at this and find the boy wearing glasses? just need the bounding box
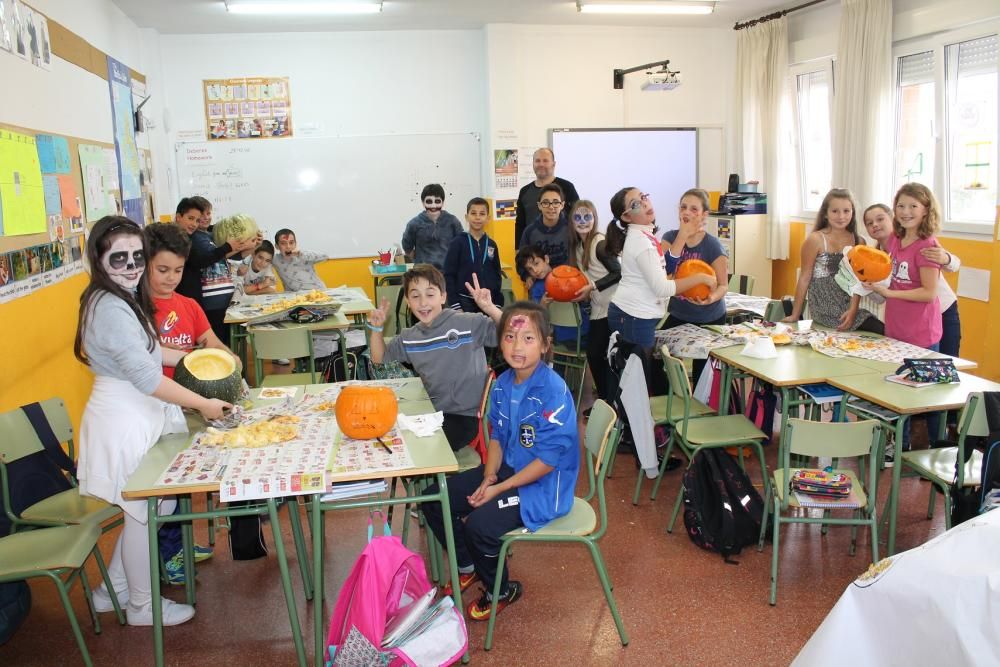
[517,182,570,281]
[401,183,464,270]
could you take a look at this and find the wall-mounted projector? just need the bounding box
[641,69,681,91]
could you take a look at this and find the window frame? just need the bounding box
[790,58,836,219]
[892,21,1000,235]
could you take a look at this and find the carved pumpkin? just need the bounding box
[544,265,590,302]
[848,245,892,282]
[675,259,715,300]
[335,386,398,440]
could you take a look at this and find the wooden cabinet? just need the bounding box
[706,214,771,297]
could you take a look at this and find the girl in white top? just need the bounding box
[75,216,229,627]
[567,200,620,399]
[605,187,716,348]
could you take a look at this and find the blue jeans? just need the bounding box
[608,302,659,349]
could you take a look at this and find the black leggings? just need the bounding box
[586,318,612,400]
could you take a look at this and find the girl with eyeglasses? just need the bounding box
[567,200,620,399]
[605,188,717,348]
[74,216,230,627]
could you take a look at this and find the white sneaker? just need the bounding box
[274,358,291,366]
[126,599,196,627]
[92,584,128,613]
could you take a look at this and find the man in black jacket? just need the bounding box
[514,148,579,250]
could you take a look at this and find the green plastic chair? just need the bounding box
[900,392,988,530]
[728,273,756,296]
[633,346,716,504]
[660,353,769,534]
[484,399,629,651]
[547,301,588,409]
[0,523,123,666]
[249,325,317,387]
[759,418,881,605]
[375,283,403,337]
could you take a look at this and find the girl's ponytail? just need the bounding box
[604,187,635,256]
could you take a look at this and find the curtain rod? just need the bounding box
[733,0,828,31]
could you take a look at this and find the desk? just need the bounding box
[122,379,462,667]
[248,312,354,381]
[369,262,410,294]
[828,371,1000,556]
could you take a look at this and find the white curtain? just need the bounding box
[832,0,893,209]
[735,17,795,260]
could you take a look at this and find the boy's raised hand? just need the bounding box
[465,273,493,309]
[368,297,392,329]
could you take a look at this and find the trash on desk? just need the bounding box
[397,412,444,437]
[740,336,777,359]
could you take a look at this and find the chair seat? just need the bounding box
[21,489,122,527]
[262,372,316,387]
[505,497,596,537]
[772,468,868,508]
[455,446,482,472]
[901,447,983,487]
[683,414,766,445]
[649,395,714,425]
[0,524,100,578]
[552,344,585,359]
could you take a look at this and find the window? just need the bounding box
[894,29,999,231]
[794,67,833,212]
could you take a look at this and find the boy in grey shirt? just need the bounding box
[272,228,326,291]
[368,265,502,451]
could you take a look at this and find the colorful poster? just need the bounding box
[42,174,60,215]
[35,135,71,174]
[494,149,518,191]
[0,129,46,236]
[78,143,118,222]
[31,6,49,70]
[107,56,143,224]
[203,77,292,141]
[56,174,81,218]
[0,235,85,304]
[11,0,27,61]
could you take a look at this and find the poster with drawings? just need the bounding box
[203,76,292,140]
[0,0,11,53]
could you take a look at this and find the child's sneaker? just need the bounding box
[883,433,896,468]
[274,358,291,366]
[193,544,213,562]
[466,581,522,622]
[164,553,188,586]
[440,571,480,596]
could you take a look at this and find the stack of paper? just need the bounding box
[382,594,456,649]
[320,479,388,501]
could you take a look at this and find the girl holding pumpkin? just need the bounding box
[75,216,230,627]
[421,301,579,621]
[606,187,717,348]
[566,200,620,399]
[659,188,729,383]
[783,188,883,333]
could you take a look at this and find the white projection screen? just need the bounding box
[551,128,697,235]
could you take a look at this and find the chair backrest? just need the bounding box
[546,300,580,328]
[375,284,403,336]
[250,326,314,360]
[584,399,621,540]
[728,274,755,296]
[0,398,73,464]
[763,300,785,322]
[958,392,989,439]
[784,418,880,459]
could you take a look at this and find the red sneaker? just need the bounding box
[466,581,522,622]
[440,571,480,596]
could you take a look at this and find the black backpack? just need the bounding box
[951,392,1000,526]
[682,449,764,563]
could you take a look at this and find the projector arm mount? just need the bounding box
[613,59,677,89]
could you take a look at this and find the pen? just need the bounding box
[377,437,393,455]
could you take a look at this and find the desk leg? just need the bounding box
[436,472,468,663]
[148,498,165,667]
[268,498,306,667]
[718,363,731,416]
[312,494,324,667]
[886,416,908,557]
[179,495,195,606]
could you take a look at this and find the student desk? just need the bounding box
[829,370,1000,556]
[248,312,354,380]
[122,380,463,667]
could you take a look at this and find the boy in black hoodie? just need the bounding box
[443,197,503,313]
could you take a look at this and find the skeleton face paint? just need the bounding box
[423,196,443,219]
[102,235,145,290]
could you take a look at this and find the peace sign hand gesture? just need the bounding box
[465,273,503,323]
[368,297,392,329]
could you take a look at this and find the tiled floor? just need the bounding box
[2,421,948,667]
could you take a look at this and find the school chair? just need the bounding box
[900,392,988,530]
[375,283,403,337]
[249,325,317,387]
[0,524,124,667]
[500,275,515,309]
[728,273,755,296]
[758,418,881,605]
[546,301,588,409]
[660,353,769,535]
[484,399,628,650]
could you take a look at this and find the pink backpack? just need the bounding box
[326,531,467,666]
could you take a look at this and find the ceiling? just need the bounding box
[110,0,798,34]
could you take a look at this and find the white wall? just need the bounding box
[485,23,736,194]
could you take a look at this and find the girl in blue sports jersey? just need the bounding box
[422,300,579,622]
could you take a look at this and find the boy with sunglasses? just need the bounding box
[401,183,464,270]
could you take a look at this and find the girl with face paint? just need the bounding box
[566,200,620,400]
[74,216,231,627]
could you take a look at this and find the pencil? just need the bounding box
[377,437,393,455]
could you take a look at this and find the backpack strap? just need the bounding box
[367,509,392,542]
[20,403,77,478]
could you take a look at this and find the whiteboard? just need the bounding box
[551,128,698,234]
[175,133,481,259]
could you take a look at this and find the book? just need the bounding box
[320,479,388,501]
[794,489,863,509]
[885,371,938,389]
[847,398,901,422]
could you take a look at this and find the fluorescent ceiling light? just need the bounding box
[225,1,383,15]
[577,2,714,15]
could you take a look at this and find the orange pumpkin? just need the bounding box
[335,386,398,440]
[544,265,590,302]
[848,245,892,282]
[675,259,715,300]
